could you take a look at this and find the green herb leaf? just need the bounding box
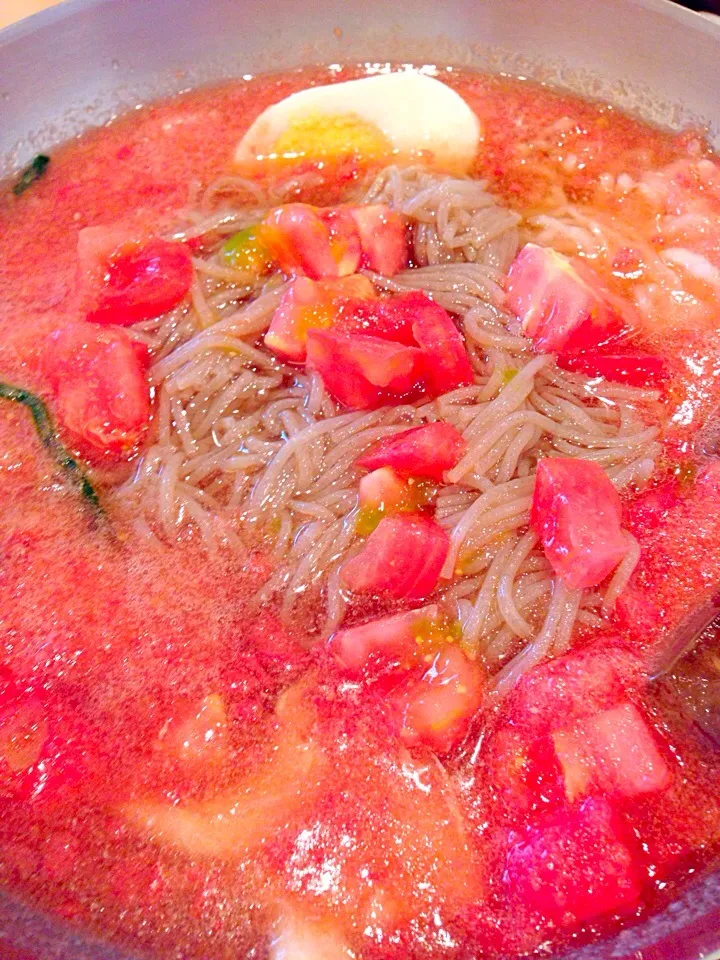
[13,154,51,197]
[0,381,108,527]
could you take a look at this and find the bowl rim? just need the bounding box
[2,0,720,50]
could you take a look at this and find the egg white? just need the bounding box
[234,71,481,174]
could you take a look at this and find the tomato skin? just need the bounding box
[557,350,669,387]
[393,644,485,753]
[356,422,467,481]
[306,329,425,409]
[506,243,629,354]
[327,605,440,673]
[347,204,408,275]
[504,797,641,924]
[265,275,376,362]
[341,512,450,600]
[403,292,475,395]
[78,227,192,326]
[530,457,629,589]
[44,323,152,461]
[263,203,361,279]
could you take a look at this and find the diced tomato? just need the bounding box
[347,204,408,275]
[359,467,414,513]
[355,467,435,534]
[334,296,417,345]
[508,644,643,737]
[393,645,485,753]
[553,701,671,801]
[342,290,474,391]
[359,465,411,512]
[263,204,361,279]
[398,292,475,395]
[530,457,629,589]
[322,206,365,276]
[155,694,228,769]
[306,329,424,409]
[341,513,449,600]
[78,226,192,326]
[506,243,631,353]
[265,275,376,361]
[327,604,440,673]
[306,293,474,405]
[44,323,151,460]
[356,422,467,481]
[504,797,641,924]
[557,350,670,387]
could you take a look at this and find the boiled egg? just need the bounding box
[234,71,481,174]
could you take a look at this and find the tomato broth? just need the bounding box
[1,65,720,960]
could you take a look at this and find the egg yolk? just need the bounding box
[271,112,393,163]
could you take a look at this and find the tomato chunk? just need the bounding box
[263,204,361,279]
[506,243,630,354]
[399,292,475,395]
[356,467,435,535]
[347,204,408,275]
[356,422,467,481]
[359,466,416,513]
[78,227,192,326]
[265,275,376,361]
[505,797,641,924]
[557,350,670,387]
[341,513,449,600]
[44,324,152,460]
[334,296,417,345]
[306,329,424,409]
[393,645,485,753]
[553,701,671,801]
[327,605,440,673]
[306,293,474,405]
[530,457,629,589]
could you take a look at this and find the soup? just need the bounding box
[1,63,720,959]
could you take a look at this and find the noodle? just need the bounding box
[114,164,663,691]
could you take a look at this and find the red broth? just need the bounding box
[0,65,719,959]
